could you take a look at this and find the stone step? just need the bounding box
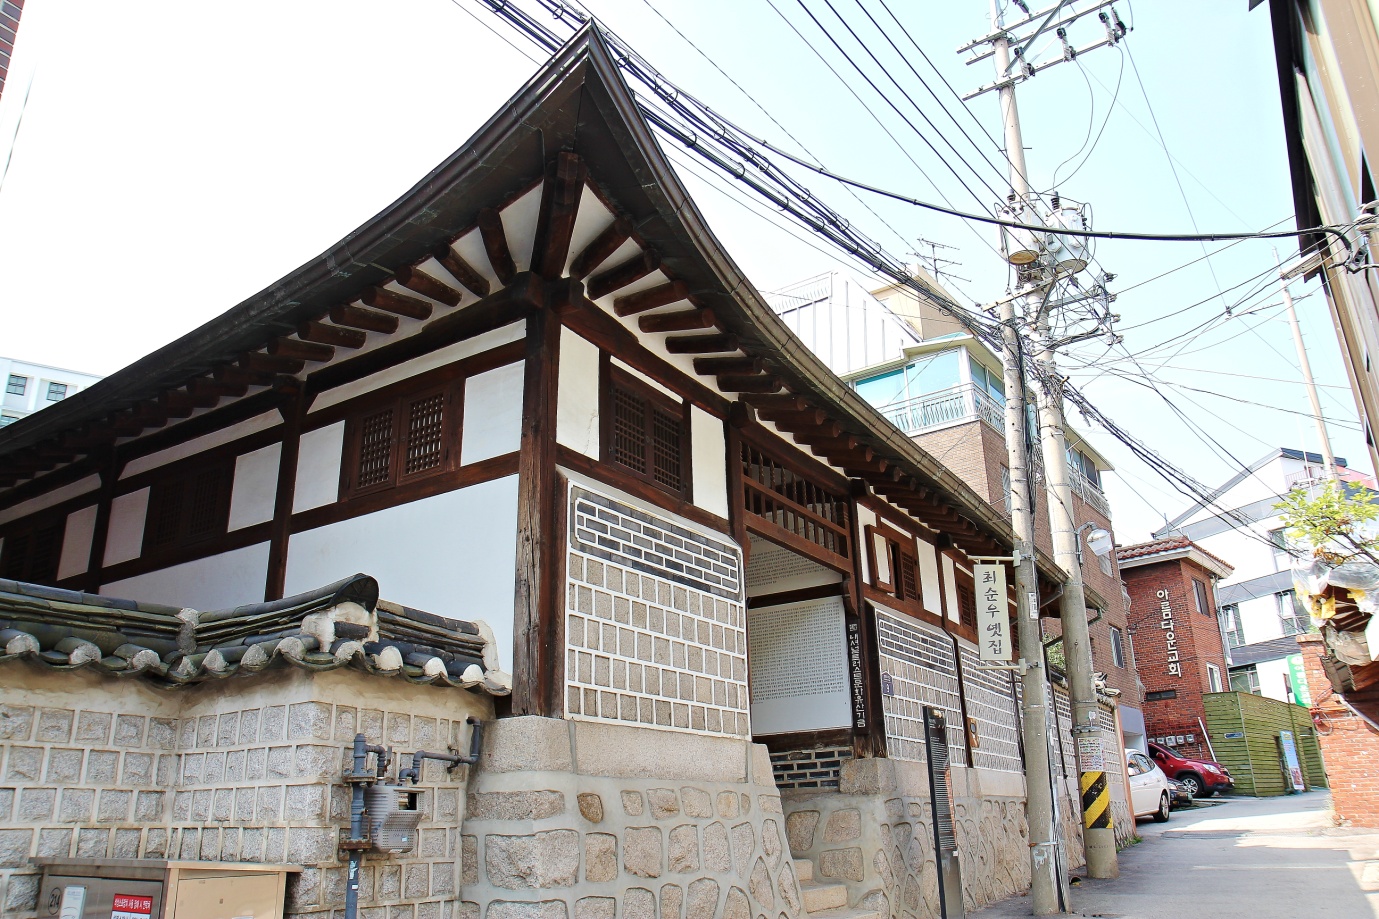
[801,881,849,914]
[793,857,814,883]
[804,908,881,919]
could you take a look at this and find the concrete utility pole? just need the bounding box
[989,3,1064,913]
[964,0,1129,887]
[1277,251,1337,481]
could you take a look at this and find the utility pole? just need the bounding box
[989,2,1064,913]
[965,0,1131,895]
[1277,250,1337,481]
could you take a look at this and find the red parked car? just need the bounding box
[1147,741,1233,798]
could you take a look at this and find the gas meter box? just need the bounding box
[365,783,423,853]
[34,858,300,919]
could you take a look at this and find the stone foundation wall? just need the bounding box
[780,759,1036,916]
[462,717,802,919]
[0,664,492,919]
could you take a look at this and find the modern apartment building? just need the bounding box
[0,356,102,427]
[1154,447,1375,703]
[767,270,1146,748]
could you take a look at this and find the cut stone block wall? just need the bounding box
[462,717,801,919]
[0,663,492,919]
[780,758,1039,917]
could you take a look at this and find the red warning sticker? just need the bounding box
[111,894,153,919]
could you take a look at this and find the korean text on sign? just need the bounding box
[974,563,1011,662]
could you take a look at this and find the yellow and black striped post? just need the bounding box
[1080,770,1113,830]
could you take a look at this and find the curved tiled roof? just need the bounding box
[0,574,510,694]
[1116,536,1233,576]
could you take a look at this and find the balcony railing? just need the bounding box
[1068,465,1112,517]
[875,383,1004,436]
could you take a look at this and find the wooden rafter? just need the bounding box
[664,333,738,355]
[297,321,366,350]
[587,251,659,300]
[361,287,432,321]
[693,355,762,375]
[478,207,516,285]
[614,281,689,317]
[531,151,587,278]
[268,338,334,363]
[570,217,631,279]
[715,374,782,394]
[433,244,492,298]
[638,308,716,333]
[329,304,399,334]
[241,352,304,376]
[395,266,462,307]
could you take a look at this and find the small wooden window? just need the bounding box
[601,362,689,498]
[866,523,921,608]
[956,583,977,630]
[0,516,64,585]
[144,461,234,554]
[341,384,460,499]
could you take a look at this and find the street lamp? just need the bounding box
[1075,522,1113,568]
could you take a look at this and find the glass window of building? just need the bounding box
[1207,663,1223,693]
[6,375,25,396]
[1277,589,1308,636]
[45,382,67,401]
[1230,665,1260,694]
[1192,578,1210,615]
[1219,604,1245,648]
[967,355,1006,406]
[1268,528,1291,571]
[1110,626,1125,668]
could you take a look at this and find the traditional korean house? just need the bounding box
[0,27,1122,919]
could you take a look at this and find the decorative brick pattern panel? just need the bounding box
[956,646,1021,773]
[769,747,854,790]
[875,609,967,766]
[565,489,748,737]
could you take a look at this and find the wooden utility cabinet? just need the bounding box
[34,858,300,919]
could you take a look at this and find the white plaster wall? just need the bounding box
[309,320,526,414]
[611,355,678,401]
[56,504,98,580]
[120,411,281,479]
[104,488,149,566]
[1254,657,1295,703]
[1238,594,1285,645]
[0,474,100,526]
[283,476,520,670]
[500,184,542,273]
[855,505,879,583]
[556,326,601,457]
[228,442,281,531]
[690,406,729,520]
[942,553,959,623]
[563,185,614,275]
[461,362,524,465]
[918,539,942,615]
[102,541,271,611]
[294,422,344,513]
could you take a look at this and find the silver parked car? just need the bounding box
[1127,750,1172,823]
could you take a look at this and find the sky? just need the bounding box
[0,0,1362,547]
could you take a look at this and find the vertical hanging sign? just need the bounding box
[975,562,1011,662]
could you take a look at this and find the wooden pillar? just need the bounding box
[847,479,889,758]
[512,297,561,717]
[83,447,123,594]
[264,384,308,602]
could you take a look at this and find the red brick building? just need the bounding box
[0,0,24,103]
[1298,633,1379,825]
[1118,536,1234,758]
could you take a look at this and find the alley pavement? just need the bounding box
[972,791,1379,918]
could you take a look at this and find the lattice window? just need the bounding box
[403,392,446,476]
[896,547,919,601]
[342,383,459,499]
[0,516,64,584]
[740,440,850,561]
[957,584,977,630]
[144,461,233,555]
[601,363,689,498]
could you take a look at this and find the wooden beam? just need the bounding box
[241,352,304,376]
[570,216,631,279]
[532,151,587,278]
[395,266,463,307]
[361,286,432,321]
[130,401,169,429]
[693,355,763,376]
[587,250,659,301]
[433,244,491,298]
[638,308,716,333]
[215,363,275,388]
[614,281,689,317]
[741,394,808,413]
[664,332,738,355]
[329,303,399,334]
[106,412,145,437]
[269,337,334,363]
[715,374,782,393]
[774,418,842,440]
[159,389,196,418]
[264,388,306,601]
[798,435,861,453]
[297,321,366,349]
[478,207,516,285]
[187,377,245,408]
[758,407,828,427]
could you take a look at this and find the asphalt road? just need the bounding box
[972,790,1379,918]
